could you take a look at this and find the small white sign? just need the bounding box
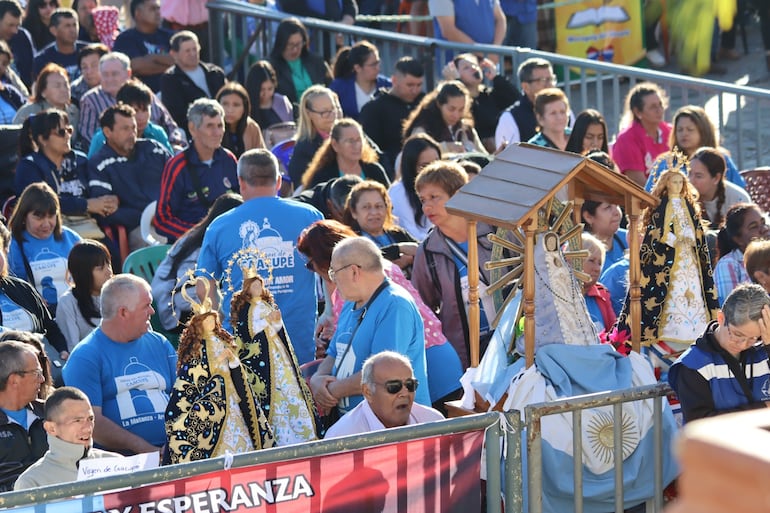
[77,451,160,481]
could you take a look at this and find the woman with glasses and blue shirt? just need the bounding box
[342,181,417,277]
[669,283,770,423]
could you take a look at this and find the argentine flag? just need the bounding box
[503,344,679,512]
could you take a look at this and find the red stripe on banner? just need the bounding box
[100,431,484,513]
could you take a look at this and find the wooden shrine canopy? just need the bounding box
[445,143,659,368]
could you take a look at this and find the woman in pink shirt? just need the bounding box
[611,83,672,187]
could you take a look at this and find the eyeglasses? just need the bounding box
[327,263,357,281]
[307,108,336,119]
[52,125,74,137]
[16,368,44,379]
[363,59,381,68]
[304,258,315,271]
[375,378,419,394]
[285,40,304,51]
[726,324,762,345]
[527,76,557,86]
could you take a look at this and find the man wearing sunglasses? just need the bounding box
[325,351,443,438]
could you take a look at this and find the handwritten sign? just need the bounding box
[77,452,160,481]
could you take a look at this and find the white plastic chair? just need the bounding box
[140,201,167,246]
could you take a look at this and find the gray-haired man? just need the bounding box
[154,98,239,242]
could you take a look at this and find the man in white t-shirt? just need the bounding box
[324,351,443,438]
[160,30,225,134]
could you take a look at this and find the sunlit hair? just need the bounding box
[620,82,668,130]
[533,87,569,118]
[414,160,468,197]
[301,118,377,188]
[402,80,472,140]
[670,105,717,153]
[342,180,396,233]
[295,85,341,141]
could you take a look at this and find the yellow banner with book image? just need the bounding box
[555,0,646,72]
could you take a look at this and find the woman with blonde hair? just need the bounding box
[287,85,341,187]
[301,118,389,190]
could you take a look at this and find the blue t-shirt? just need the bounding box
[62,327,177,447]
[1,408,28,430]
[0,95,16,124]
[600,258,629,316]
[8,227,82,307]
[33,42,88,82]
[113,28,173,92]
[0,291,34,332]
[88,122,172,158]
[603,228,628,273]
[327,279,430,413]
[197,196,323,365]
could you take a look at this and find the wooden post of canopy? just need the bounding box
[467,220,481,367]
[524,215,536,368]
[627,197,643,353]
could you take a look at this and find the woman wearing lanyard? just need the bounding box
[411,160,497,370]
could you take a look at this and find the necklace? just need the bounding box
[534,263,587,335]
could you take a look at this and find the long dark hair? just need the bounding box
[68,240,111,326]
[18,108,69,158]
[216,82,252,157]
[245,60,278,119]
[164,193,244,279]
[690,146,727,228]
[24,0,58,50]
[565,109,609,154]
[332,40,377,79]
[717,203,760,258]
[269,17,309,63]
[400,133,441,227]
[402,81,472,142]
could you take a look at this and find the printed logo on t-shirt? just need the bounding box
[238,218,296,295]
[114,357,169,428]
[143,42,165,56]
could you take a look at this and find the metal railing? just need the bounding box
[524,382,674,513]
[207,0,770,169]
[0,412,519,512]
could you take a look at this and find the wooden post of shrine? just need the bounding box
[523,215,536,368]
[467,220,481,367]
[627,197,642,353]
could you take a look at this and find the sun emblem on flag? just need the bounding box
[585,408,641,464]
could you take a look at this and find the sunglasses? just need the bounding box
[376,378,418,394]
[52,125,73,137]
[304,259,314,271]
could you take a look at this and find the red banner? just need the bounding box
[96,430,484,513]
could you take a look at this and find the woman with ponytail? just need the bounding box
[14,108,116,219]
[688,147,751,230]
[714,203,770,305]
[329,40,390,120]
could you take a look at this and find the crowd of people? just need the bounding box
[0,0,768,499]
